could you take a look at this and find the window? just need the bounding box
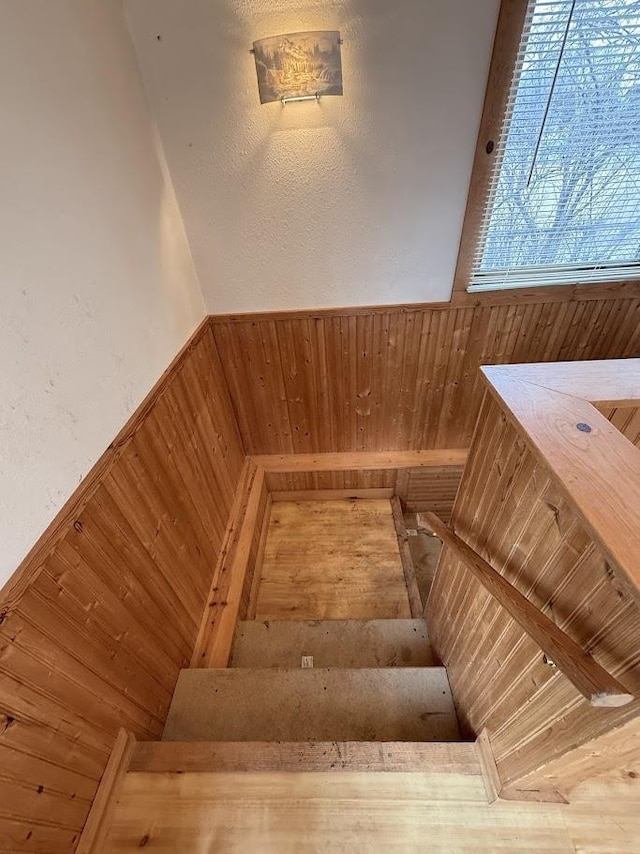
[466,0,640,293]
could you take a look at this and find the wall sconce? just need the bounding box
[251,31,343,105]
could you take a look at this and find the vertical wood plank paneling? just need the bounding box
[403,466,465,522]
[211,298,640,454]
[427,393,640,796]
[0,324,245,851]
[263,469,398,492]
[3,293,640,847]
[190,461,268,669]
[599,406,640,448]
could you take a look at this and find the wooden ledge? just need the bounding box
[129,740,481,775]
[483,359,640,408]
[206,282,640,324]
[190,460,266,668]
[251,450,468,473]
[271,488,394,501]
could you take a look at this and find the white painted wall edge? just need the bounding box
[0,0,206,586]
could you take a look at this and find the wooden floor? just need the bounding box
[106,763,640,852]
[254,499,411,620]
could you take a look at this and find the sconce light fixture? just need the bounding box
[251,31,343,105]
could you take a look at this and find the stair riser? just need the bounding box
[230,619,434,668]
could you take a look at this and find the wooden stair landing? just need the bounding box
[163,667,460,742]
[230,619,434,668]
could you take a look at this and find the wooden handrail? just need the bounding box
[418,512,633,709]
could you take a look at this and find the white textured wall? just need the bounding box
[0,0,205,586]
[125,0,499,312]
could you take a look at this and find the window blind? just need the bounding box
[469,0,640,293]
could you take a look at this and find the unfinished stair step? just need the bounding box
[163,667,460,742]
[130,740,480,774]
[230,619,434,668]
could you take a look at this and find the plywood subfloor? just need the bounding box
[162,667,459,742]
[254,499,411,620]
[230,619,434,668]
[105,764,640,853]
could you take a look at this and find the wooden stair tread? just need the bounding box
[230,619,434,668]
[163,667,460,743]
[130,740,480,774]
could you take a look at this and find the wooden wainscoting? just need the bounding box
[4,295,640,848]
[399,466,466,523]
[209,295,640,455]
[428,368,640,798]
[190,461,269,669]
[0,322,245,851]
[599,405,640,447]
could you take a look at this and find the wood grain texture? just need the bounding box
[483,362,640,600]
[254,499,412,621]
[428,392,640,796]
[190,462,266,669]
[0,323,245,851]
[421,512,632,707]
[129,740,481,774]
[5,294,640,847]
[260,452,465,524]
[523,714,640,796]
[600,405,640,448]
[104,762,640,852]
[210,297,640,455]
[254,450,469,471]
[401,465,465,522]
[264,469,396,493]
[391,497,423,617]
[270,487,395,501]
[242,493,272,622]
[76,730,135,854]
[486,359,640,406]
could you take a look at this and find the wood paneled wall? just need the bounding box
[239,478,271,622]
[264,469,397,492]
[0,324,245,851]
[427,392,640,796]
[3,292,640,847]
[211,296,640,455]
[262,465,464,522]
[401,466,466,522]
[600,406,640,448]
